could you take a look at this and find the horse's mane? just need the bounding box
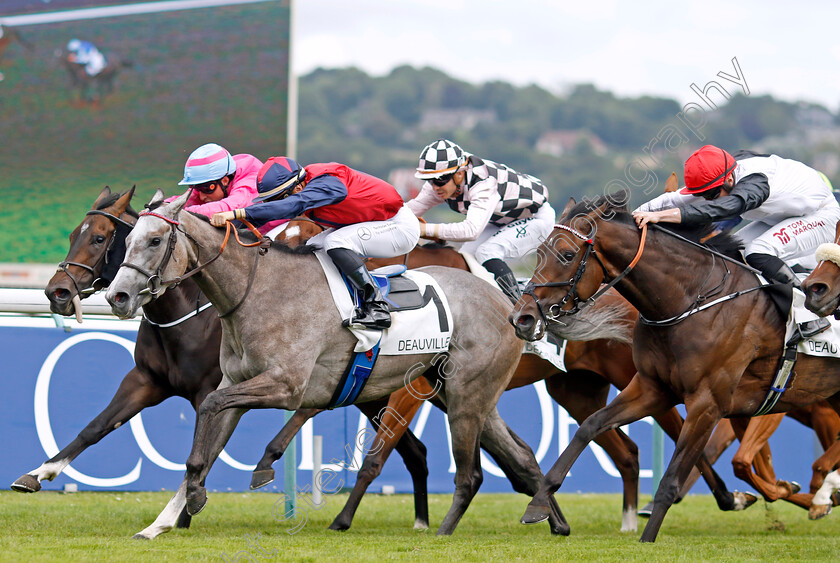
[98,191,139,219]
[186,211,316,255]
[564,191,745,262]
[419,240,458,251]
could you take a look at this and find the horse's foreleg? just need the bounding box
[810,469,840,519]
[251,408,324,490]
[330,392,428,531]
[522,374,669,528]
[546,371,639,532]
[479,408,570,536]
[653,407,752,512]
[641,398,721,543]
[185,372,297,516]
[810,437,840,494]
[12,367,166,493]
[437,411,484,535]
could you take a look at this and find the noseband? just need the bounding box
[522,223,647,325]
[57,209,136,297]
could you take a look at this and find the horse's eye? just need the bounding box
[150,237,162,247]
[560,251,576,262]
[93,235,106,245]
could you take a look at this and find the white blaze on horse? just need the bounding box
[106,190,570,538]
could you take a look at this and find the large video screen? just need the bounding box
[0,0,290,263]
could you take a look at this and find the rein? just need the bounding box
[522,223,647,325]
[120,212,271,317]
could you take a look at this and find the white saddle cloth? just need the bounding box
[315,251,454,355]
[787,282,840,358]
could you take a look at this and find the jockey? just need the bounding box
[406,139,555,303]
[210,157,420,330]
[170,143,263,218]
[633,145,840,333]
[66,38,107,77]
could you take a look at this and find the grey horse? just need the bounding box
[106,191,568,538]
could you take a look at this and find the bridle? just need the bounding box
[119,211,271,317]
[522,222,647,325]
[57,209,135,297]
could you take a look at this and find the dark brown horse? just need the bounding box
[511,192,840,542]
[0,26,32,81]
[258,218,755,532]
[13,187,432,537]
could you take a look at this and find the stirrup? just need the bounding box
[798,318,831,339]
[342,307,391,330]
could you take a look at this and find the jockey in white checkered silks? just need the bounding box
[407,139,556,303]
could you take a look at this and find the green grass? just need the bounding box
[1,491,838,562]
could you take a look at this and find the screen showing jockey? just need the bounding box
[633,145,840,334]
[210,157,420,330]
[66,38,107,77]
[170,143,263,217]
[406,139,556,303]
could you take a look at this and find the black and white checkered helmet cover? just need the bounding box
[415,139,467,178]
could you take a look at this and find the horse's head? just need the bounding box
[46,186,136,317]
[511,192,631,341]
[803,220,840,318]
[106,190,192,319]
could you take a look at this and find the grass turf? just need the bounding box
[1,491,839,561]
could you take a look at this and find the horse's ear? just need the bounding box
[93,186,111,208]
[114,185,135,213]
[559,197,577,221]
[664,172,679,193]
[167,190,190,215]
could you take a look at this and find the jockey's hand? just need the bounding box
[632,208,681,228]
[210,211,235,227]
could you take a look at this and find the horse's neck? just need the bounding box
[408,246,467,270]
[182,213,311,314]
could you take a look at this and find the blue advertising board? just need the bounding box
[0,315,821,499]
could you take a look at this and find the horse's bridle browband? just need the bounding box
[522,223,648,325]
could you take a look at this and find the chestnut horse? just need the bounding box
[511,192,840,542]
[259,218,753,533]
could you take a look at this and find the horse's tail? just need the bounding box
[14,30,35,51]
[119,59,134,69]
[551,303,634,344]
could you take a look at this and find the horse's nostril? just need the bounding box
[516,315,535,329]
[50,288,71,302]
[114,292,128,305]
[809,283,829,298]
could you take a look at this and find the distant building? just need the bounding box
[535,130,608,157]
[388,168,425,200]
[418,108,497,132]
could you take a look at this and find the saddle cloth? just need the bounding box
[315,251,454,354]
[786,279,840,358]
[460,251,565,371]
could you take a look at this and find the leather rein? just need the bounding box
[119,212,271,318]
[522,223,647,326]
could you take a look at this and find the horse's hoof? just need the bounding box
[637,502,653,518]
[131,534,151,540]
[520,504,551,525]
[809,504,831,520]
[733,491,758,511]
[550,521,571,536]
[250,469,275,490]
[327,519,350,531]
[786,481,802,495]
[11,474,41,493]
[186,488,207,516]
[413,518,429,530]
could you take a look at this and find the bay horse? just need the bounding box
[258,219,756,533]
[510,192,840,542]
[0,26,32,80]
[105,190,571,537]
[799,217,840,517]
[16,186,432,539]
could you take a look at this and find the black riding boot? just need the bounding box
[328,248,392,330]
[482,258,522,304]
[747,252,830,337]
